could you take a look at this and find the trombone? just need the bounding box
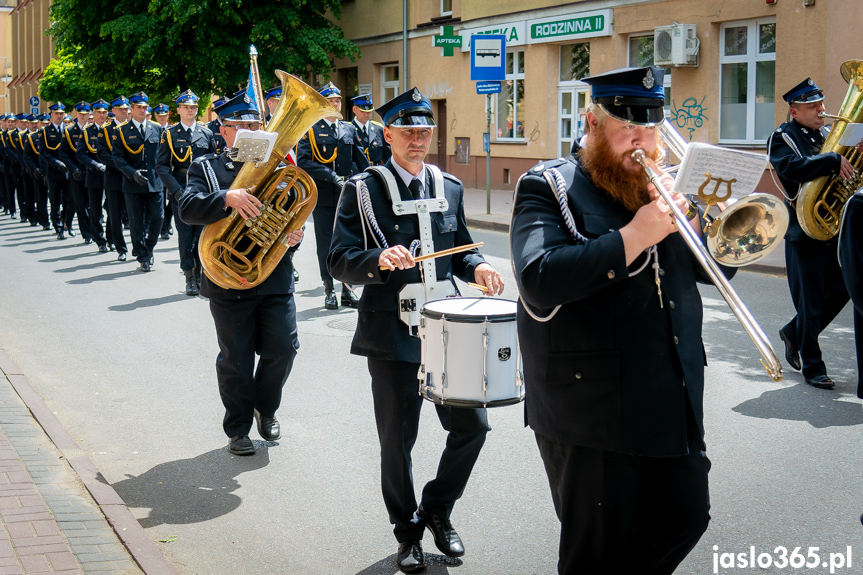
[631,121,785,381]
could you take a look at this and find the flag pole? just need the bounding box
[249,45,267,129]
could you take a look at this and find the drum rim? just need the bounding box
[421,297,517,323]
[422,393,525,408]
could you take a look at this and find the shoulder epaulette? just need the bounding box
[370,120,384,127]
[148,120,161,127]
[117,120,129,127]
[528,158,569,175]
[350,171,374,182]
[192,152,219,165]
[197,121,207,126]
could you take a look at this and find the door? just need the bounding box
[436,100,447,171]
[558,88,589,157]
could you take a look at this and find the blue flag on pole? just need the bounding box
[246,67,258,111]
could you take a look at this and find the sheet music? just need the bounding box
[836,122,863,147]
[672,142,768,201]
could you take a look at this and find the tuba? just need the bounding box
[199,71,339,290]
[795,59,863,241]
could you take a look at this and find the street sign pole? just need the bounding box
[486,94,491,214]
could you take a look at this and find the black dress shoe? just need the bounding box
[254,410,281,441]
[805,375,835,389]
[779,330,802,371]
[67,227,76,237]
[139,261,151,272]
[292,267,300,283]
[98,244,109,253]
[42,225,51,231]
[228,435,255,456]
[341,285,360,309]
[160,231,170,240]
[57,230,65,240]
[418,507,464,557]
[396,541,426,573]
[149,255,155,266]
[117,252,127,261]
[324,291,338,310]
[83,238,92,245]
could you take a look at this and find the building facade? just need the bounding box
[5,0,51,116]
[333,0,863,190]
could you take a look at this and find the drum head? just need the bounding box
[421,297,517,323]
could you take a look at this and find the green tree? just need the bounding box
[46,0,359,103]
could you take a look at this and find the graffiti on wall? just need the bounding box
[669,96,708,140]
[424,80,454,99]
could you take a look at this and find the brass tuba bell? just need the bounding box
[198,71,339,290]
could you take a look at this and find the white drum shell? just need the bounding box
[419,298,523,408]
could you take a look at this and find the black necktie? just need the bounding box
[409,178,423,200]
[137,123,145,139]
[360,126,367,139]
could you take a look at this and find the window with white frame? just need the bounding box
[628,36,672,118]
[381,64,400,104]
[441,0,452,16]
[719,19,775,143]
[496,49,525,141]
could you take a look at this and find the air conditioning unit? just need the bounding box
[654,23,700,67]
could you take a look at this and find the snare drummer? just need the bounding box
[328,87,503,574]
[510,67,730,574]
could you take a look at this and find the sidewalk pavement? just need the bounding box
[0,351,175,575]
[462,186,787,276]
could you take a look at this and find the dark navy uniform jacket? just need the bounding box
[206,119,226,155]
[767,119,842,242]
[327,160,485,363]
[5,130,22,176]
[111,120,164,194]
[297,119,369,208]
[21,131,42,176]
[353,119,391,166]
[61,122,85,175]
[511,159,735,457]
[76,123,107,189]
[177,151,295,299]
[96,121,125,192]
[155,122,216,201]
[38,125,69,181]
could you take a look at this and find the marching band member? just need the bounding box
[156,90,216,295]
[350,94,390,167]
[177,92,302,456]
[76,99,111,253]
[767,78,851,389]
[328,88,503,574]
[64,102,95,244]
[98,97,130,260]
[510,67,726,575]
[297,81,369,310]
[39,103,76,239]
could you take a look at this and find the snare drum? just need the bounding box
[418,297,523,408]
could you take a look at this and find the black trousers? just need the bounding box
[536,434,711,575]
[47,178,74,232]
[70,179,93,241]
[29,176,49,228]
[783,237,849,378]
[87,187,107,247]
[367,358,490,543]
[105,188,127,253]
[124,191,163,263]
[170,196,202,271]
[161,190,173,235]
[839,194,863,398]
[312,206,336,282]
[12,173,30,223]
[3,171,17,217]
[209,293,298,438]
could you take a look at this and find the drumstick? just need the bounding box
[468,282,490,293]
[380,242,484,270]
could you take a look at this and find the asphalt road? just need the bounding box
[0,216,860,575]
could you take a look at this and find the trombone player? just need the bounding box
[510,66,732,574]
[767,78,852,389]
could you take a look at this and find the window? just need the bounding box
[559,43,590,82]
[719,19,775,143]
[496,49,525,141]
[381,64,400,104]
[441,0,452,16]
[628,36,672,117]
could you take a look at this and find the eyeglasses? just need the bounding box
[228,123,261,131]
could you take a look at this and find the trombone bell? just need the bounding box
[706,194,790,267]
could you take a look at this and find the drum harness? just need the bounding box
[511,161,660,323]
[353,163,457,335]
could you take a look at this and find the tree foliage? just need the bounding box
[44,0,359,104]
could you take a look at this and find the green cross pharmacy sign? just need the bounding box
[433,26,462,57]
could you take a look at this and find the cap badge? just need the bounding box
[243,95,251,105]
[808,79,814,86]
[412,89,422,103]
[643,69,655,90]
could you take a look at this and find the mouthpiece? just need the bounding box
[819,111,852,122]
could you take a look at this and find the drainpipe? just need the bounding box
[402,0,408,91]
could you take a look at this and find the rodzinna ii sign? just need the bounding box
[527,9,613,44]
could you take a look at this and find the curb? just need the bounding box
[0,349,178,575]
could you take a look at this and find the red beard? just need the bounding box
[577,124,653,214]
